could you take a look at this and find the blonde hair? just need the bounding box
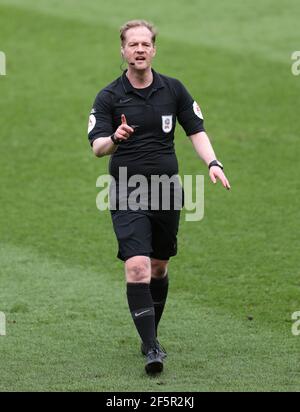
[120,20,158,45]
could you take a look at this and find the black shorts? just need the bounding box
[110,209,181,261]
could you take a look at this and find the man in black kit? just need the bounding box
[88,20,230,375]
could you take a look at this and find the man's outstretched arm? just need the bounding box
[189,131,231,190]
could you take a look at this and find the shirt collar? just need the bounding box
[121,68,164,95]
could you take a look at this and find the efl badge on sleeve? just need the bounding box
[162,115,173,133]
[88,114,96,133]
[193,101,204,119]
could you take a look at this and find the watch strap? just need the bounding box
[208,160,224,170]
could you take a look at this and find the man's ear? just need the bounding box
[121,47,124,57]
[152,45,156,58]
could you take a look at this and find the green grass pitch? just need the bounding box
[0,0,300,391]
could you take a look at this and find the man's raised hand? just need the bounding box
[114,114,134,142]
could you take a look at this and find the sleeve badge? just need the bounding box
[193,101,204,119]
[88,114,96,134]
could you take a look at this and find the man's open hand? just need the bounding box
[209,166,231,190]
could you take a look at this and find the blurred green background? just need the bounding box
[0,0,299,391]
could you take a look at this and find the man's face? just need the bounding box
[121,26,156,70]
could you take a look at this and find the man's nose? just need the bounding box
[136,44,145,52]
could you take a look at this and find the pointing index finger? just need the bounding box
[121,114,127,125]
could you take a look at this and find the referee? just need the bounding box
[88,20,230,375]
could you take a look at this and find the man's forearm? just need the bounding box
[189,131,217,166]
[92,136,118,157]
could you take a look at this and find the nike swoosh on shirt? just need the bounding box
[119,98,132,103]
[134,310,151,317]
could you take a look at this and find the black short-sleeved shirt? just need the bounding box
[88,69,205,179]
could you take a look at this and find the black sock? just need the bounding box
[149,274,169,336]
[126,283,156,348]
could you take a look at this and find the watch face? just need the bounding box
[209,160,223,169]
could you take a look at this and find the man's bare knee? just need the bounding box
[151,258,168,279]
[125,256,151,283]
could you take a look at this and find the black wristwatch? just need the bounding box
[208,160,224,170]
[110,133,121,145]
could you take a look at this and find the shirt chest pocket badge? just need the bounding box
[161,115,173,133]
